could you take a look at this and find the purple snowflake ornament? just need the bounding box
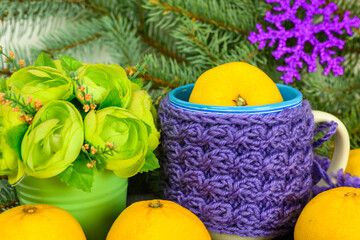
[248,0,360,84]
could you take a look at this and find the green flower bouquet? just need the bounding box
[0,51,160,192]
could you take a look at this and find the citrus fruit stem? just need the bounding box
[23,206,38,214]
[233,94,247,106]
[148,201,163,208]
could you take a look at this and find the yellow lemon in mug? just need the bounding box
[294,187,360,240]
[189,62,283,106]
[345,148,360,177]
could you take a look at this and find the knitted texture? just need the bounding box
[158,97,316,238]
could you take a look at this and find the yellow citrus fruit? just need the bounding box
[0,204,86,240]
[188,62,283,106]
[106,199,211,240]
[294,187,360,240]
[345,149,360,176]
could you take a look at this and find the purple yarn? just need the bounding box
[248,0,360,84]
[312,157,360,197]
[312,121,337,148]
[158,97,325,238]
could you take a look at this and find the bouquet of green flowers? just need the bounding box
[0,49,160,192]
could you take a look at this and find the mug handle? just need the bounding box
[209,111,350,240]
[312,110,350,187]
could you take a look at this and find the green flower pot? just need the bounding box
[15,170,128,240]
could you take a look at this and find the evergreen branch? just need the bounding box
[354,28,360,36]
[149,0,249,35]
[187,31,218,63]
[343,45,360,53]
[352,126,359,135]
[145,55,203,87]
[322,86,360,93]
[83,0,109,16]
[102,15,143,65]
[172,19,247,69]
[141,73,179,89]
[136,4,186,63]
[44,33,103,57]
[34,17,109,62]
[129,56,150,81]
[137,30,186,63]
[241,49,258,63]
[0,1,88,22]
[0,179,19,213]
[0,69,11,77]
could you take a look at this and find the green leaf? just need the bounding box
[27,70,52,78]
[95,157,107,172]
[0,77,8,92]
[99,88,124,109]
[139,148,160,173]
[35,53,56,68]
[132,78,143,89]
[59,55,83,74]
[70,97,87,119]
[58,154,94,192]
[3,124,28,160]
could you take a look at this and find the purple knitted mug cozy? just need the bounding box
[158,97,334,238]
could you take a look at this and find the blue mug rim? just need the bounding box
[169,83,303,114]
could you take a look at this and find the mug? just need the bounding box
[159,84,350,240]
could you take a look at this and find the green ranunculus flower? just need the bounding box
[84,107,149,177]
[76,64,132,108]
[52,59,67,75]
[21,100,84,178]
[0,105,27,184]
[7,66,73,105]
[127,90,160,151]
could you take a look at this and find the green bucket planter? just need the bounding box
[15,170,128,240]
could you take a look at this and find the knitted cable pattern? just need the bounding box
[158,97,316,238]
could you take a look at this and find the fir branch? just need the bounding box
[241,49,258,63]
[101,15,143,65]
[354,28,360,36]
[83,0,108,16]
[141,73,179,89]
[137,5,186,63]
[322,86,360,93]
[148,0,249,35]
[144,55,203,87]
[343,45,360,54]
[0,179,19,213]
[129,56,150,81]
[172,19,245,69]
[187,31,218,63]
[0,69,11,77]
[0,1,88,22]
[137,30,186,63]
[44,33,103,57]
[35,17,109,62]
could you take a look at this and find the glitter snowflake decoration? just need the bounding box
[248,0,360,84]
